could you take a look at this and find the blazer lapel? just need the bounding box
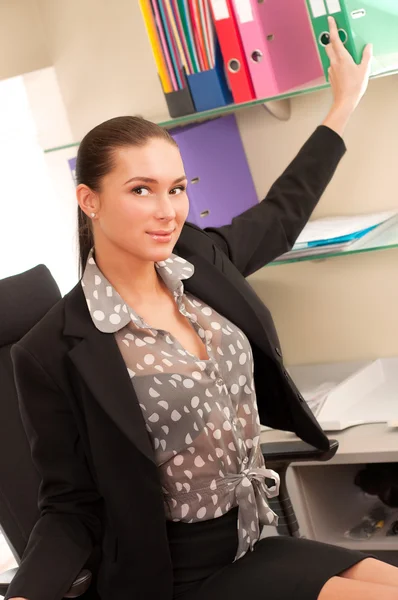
[64,285,155,464]
[182,254,277,358]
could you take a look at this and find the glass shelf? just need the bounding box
[43,66,398,155]
[270,221,398,266]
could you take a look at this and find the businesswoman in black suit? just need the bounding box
[8,18,398,600]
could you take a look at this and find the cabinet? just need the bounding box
[260,424,398,564]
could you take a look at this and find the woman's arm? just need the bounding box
[323,16,372,138]
[5,345,103,600]
[205,17,372,278]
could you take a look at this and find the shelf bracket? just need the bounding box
[262,98,292,121]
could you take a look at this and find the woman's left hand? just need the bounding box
[322,16,373,136]
[325,16,373,113]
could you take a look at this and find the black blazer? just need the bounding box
[7,126,345,600]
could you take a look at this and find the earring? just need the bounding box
[90,212,96,218]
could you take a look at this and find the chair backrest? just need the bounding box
[0,265,61,559]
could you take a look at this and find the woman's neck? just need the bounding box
[93,243,163,305]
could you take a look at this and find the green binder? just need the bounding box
[306,0,398,78]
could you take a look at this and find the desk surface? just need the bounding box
[260,423,398,465]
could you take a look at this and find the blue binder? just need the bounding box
[186,42,233,113]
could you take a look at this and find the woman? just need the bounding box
[8,17,398,600]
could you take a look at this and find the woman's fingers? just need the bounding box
[361,43,373,71]
[328,16,347,58]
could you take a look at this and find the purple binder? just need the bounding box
[170,115,258,229]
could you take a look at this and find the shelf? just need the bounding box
[42,66,398,155]
[270,220,398,266]
[328,532,398,552]
[292,462,398,552]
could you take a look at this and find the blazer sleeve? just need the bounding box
[5,344,103,600]
[204,125,347,278]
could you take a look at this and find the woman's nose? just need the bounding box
[156,197,176,220]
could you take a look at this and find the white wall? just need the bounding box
[0,74,77,296]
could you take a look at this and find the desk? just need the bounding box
[260,424,398,559]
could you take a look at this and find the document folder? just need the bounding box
[232,0,323,100]
[210,0,255,104]
[140,0,233,117]
[306,0,398,78]
[170,115,258,228]
[186,42,233,112]
[139,0,196,118]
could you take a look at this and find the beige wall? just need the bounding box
[243,77,398,365]
[37,0,169,141]
[0,0,51,80]
[36,0,398,365]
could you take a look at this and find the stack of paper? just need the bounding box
[288,358,398,431]
[275,211,398,261]
[261,358,398,432]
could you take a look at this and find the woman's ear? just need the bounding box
[76,184,99,218]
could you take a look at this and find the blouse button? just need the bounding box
[216,378,224,386]
[243,457,249,465]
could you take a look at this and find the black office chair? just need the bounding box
[0,265,338,599]
[0,266,92,599]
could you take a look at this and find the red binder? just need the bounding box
[209,0,255,104]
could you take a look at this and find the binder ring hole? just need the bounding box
[251,50,263,63]
[228,59,241,73]
[200,210,210,218]
[338,29,348,44]
[267,34,274,42]
[191,177,200,184]
[319,32,330,46]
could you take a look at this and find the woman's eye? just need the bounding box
[170,185,186,195]
[132,187,150,196]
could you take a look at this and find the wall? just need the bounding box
[0,0,51,81]
[37,0,168,142]
[25,2,398,363]
[243,77,398,365]
[0,74,76,296]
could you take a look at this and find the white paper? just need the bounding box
[295,211,398,245]
[210,0,229,21]
[326,0,341,14]
[309,0,327,18]
[233,0,253,23]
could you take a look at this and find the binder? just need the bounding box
[170,115,258,229]
[183,0,233,112]
[306,0,398,78]
[186,41,233,112]
[232,0,323,100]
[209,0,255,103]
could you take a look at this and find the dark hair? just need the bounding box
[76,115,178,276]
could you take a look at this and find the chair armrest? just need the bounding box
[0,566,17,596]
[0,566,92,598]
[260,439,339,466]
[260,439,339,538]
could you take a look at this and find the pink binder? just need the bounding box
[232,0,323,100]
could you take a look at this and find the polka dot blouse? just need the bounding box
[82,249,279,559]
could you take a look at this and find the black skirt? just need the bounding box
[167,507,371,600]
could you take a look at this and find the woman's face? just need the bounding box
[92,138,189,263]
